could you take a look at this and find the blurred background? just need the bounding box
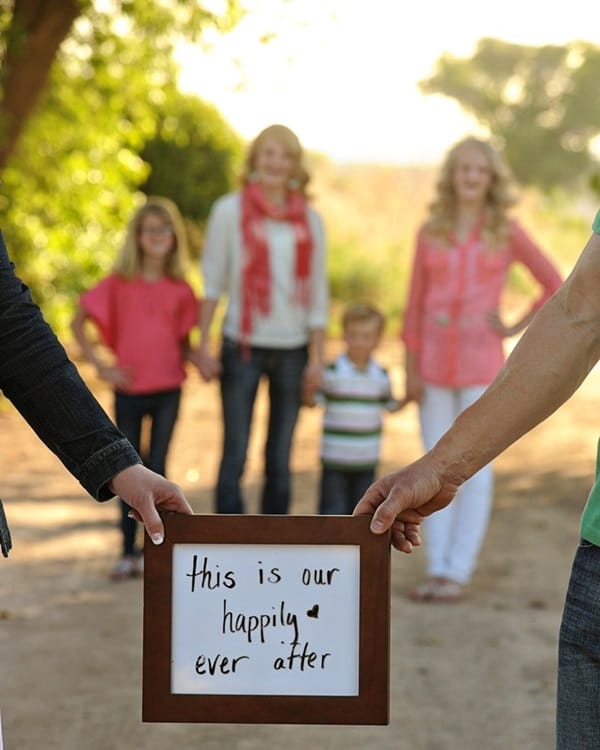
[0,0,598,336]
[1,8,599,748]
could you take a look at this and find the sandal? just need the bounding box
[429,579,465,603]
[407,578,442,602]
[110,555,138,581]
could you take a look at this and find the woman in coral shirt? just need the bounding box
[402,136,562,602]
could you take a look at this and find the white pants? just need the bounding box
[419,383,493,585]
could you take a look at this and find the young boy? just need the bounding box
[306,303,406,515]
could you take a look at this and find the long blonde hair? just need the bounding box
[425,136,518,249]
[113,196,189,279]
[241,124,311,196]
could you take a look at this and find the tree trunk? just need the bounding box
[0,0,83,168]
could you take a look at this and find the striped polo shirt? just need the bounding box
[318,353,397,470]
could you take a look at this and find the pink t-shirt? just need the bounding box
[401,220,563,387]
[81,274,198,394]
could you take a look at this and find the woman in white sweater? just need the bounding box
[192,124,329,514]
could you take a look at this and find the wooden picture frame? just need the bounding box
[143,513,390,725]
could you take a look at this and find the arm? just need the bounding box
[71,303,132,390]
[190,198,230,381]
[355,230,600,551]
[303,208,329,391]
[487,306,538,339]
[488,222,563,337]
[404,349,424,403]
[191,297,221,381]
[303,327,325,391]
[381,367,408,413]
[180,284,200,364]
[401,233,427,402]
[388,397,409,413]
[0,233,191,542]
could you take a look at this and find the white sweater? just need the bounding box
[202,192,329,348]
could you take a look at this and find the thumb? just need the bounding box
[369,501,397,534]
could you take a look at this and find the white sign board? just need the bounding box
[171,544,360,695]
[143,514,390,725]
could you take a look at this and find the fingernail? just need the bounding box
[370,519,385,533]
[151,532,164,545]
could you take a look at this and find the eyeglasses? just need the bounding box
[139,226,174,236]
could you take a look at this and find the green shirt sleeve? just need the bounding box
[579,439,600,545]
[593,210,600,235]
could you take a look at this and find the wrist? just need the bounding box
[427,443,471,492]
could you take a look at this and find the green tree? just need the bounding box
[140,90,244,252]
[0,1,244,329]
[420,38,600,192]
[0,0,242,168]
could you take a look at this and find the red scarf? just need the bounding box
[240,181,313,343]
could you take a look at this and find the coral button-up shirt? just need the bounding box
[401,220,563,387]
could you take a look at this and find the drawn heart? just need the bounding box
[306,604,319,619]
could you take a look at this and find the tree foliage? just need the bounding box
[0,0,242,168]
[420,38,600,192]
[140,90,244,257]
[0,0,82,167]
[0,0,244,328]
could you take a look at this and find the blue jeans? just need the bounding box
[114,388,181,555]
[319,466,375,515]
[216,338,307,515]
[557,539,600,749]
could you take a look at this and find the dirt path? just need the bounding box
[1,344,598,750]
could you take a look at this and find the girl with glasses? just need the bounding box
[72,196,198,578]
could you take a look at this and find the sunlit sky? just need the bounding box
[177,0,597,165]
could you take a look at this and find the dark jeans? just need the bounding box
[557,539,600,749]
[216,338,307,515]
[114,388,181,555]
[319,465,376,515]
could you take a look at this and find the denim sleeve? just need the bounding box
[0,231,141,500]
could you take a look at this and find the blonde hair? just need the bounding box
[425,136,518,249]
[242,124,311,195]
[342,302,386,335]
[114,196,189,279]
